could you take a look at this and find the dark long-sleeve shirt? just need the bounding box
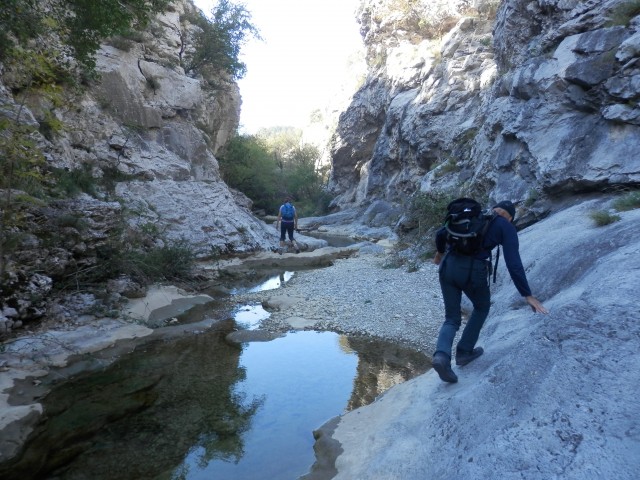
[436,215,532,297]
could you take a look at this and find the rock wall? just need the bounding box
[328,0,640,221]
[56,0,274,253]
[313,196,640,479]
[3,0,277,256]
[0,0,276,331]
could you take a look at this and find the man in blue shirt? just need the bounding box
[276,196,300,254]
[431,200,548,383]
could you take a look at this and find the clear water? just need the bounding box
[247,271,295,293]
[304,233,357,247]
[178,331,359,480]
[234,304,271,329]
[1,273,430,480]
[228,271,295,295]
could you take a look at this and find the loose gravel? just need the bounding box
[233,252,445,354]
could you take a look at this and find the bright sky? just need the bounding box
[193,0,363,133]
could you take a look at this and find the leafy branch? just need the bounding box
[0,0,171,71]
[181,0,261,80]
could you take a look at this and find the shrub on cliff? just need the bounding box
[181,0,260,80]
[408,191,455,237]
[0,0,171,71]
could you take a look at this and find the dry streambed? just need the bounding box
[232,252,444,354]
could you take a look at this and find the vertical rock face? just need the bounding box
[0,0,275,326]
[328,0,640,216]
[2,0,275,257]
[56,0,274,254]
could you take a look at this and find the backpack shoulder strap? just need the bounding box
[481,212,497,235]
[482,212,500,283]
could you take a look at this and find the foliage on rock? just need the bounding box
[218,128,330,216]
[0,0,171,71]
[0,0,266,336]
[180,0,260,80]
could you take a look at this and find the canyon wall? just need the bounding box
[329,0,640,226]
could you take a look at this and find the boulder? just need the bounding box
[317,198,640,479]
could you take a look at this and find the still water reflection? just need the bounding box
[1,275,430,480]
[178,331,359,479]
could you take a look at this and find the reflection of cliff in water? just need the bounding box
[345,337,431,410]
[1,322,260,480]
[1,323,431,479]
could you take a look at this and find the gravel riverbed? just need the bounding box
[232,251,445,354]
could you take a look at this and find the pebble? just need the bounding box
[234,252,445,354]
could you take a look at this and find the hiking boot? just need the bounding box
[431,352,458,383]
[295,248,300,254]
[456,347,484,366]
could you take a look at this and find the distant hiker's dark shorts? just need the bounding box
[280,221,295,241]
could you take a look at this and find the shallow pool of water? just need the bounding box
[247,271,295,293]
[304,233,357,247]
[179,330,360,480]
[1,273,430,479]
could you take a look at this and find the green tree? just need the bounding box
[281,144,326,215]
[258,126,303,156]
[0,0,42,59]
[0,0,170,70]
[218,135,279,212]
[183,0,260,79]
[256,127,329,214]
[63,0,171,70]
[219,131,331,216]
[0,112,46,279]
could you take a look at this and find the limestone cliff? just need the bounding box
[308,2,640,477]
[328,0,640,223]
[0,0,275,332]
[53,0,273,253]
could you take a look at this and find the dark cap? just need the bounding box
[493,200,516,221]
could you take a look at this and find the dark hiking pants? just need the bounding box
[280,221,295,241]
[435,253,491,359]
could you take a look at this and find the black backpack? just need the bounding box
[443,198,494,256]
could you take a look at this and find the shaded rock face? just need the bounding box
[328,0,640,214]
[1,195,124,327]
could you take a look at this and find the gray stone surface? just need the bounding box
[316,199,640,479]
[328,0,640,215]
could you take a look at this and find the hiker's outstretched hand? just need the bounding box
[525,296,548,314]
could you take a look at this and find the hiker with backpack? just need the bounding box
[276,196,300,254]
[431,199,548,383]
